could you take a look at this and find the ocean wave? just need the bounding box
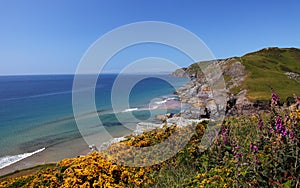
[122,108,139,112]
[121,97,179,113]
[150,105,159,109]
[154,99,168,105]
[0,148,45,169]
[154,97,177,105]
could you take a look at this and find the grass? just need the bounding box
[239,47,300,101]
[147,160,198,188]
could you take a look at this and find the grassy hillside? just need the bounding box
[239,47,300,101]
[182,47,300,102]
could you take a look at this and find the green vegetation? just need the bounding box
[239,47,300,101]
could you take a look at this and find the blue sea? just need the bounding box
[0,74,187,169]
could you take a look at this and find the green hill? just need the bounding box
[179,47,300,102]
[238,47,300,101]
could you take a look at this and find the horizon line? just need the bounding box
[0,71,175,77]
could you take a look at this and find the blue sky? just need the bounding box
[0,0,299,75]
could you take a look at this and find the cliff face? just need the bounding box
[173,47,300,117]
[173,58,251,117]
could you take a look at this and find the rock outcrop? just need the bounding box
[285,72,300,83]
[171,47,300,118]
[173,58,268,118]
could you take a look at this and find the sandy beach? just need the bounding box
[0,136,89,177]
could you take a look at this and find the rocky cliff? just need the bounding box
[172,47,300,118]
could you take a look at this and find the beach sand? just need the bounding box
[0,136,89,177]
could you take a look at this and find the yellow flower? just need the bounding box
[196,173,204,179]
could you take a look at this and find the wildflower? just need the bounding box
[297,110,300,119]
[250,143,258,153]
[253,145,258,152]
[282,129,287,136]
[275,116,287,136]
[222,127,227,135]
[275,116,282,131]
[222,127,228,144]
[271,91,280,106]
[258,119,264,131]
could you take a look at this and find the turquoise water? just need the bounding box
[0,74,187,167]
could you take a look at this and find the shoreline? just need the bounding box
[0,136,89,177]
[0,117,208,179]
[0,99,185,178]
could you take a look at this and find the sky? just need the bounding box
[0,0,299,75]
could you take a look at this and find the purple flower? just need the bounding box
[250,143,258,153]
[253,145,258,152]
[271,91,280,106]
[222,127,228,144]
[275,116,287,136]
[275,116,283,131]
[282,129,287,136]
[236,145,240,149]
[222,127,227,135]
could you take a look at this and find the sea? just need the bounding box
[0,74,188,169]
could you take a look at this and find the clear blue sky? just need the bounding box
[0,0,299,75]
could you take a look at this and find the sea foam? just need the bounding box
[122,108,139,112]
[0,148,45,169]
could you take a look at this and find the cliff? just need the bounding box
[173,47,300,116]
